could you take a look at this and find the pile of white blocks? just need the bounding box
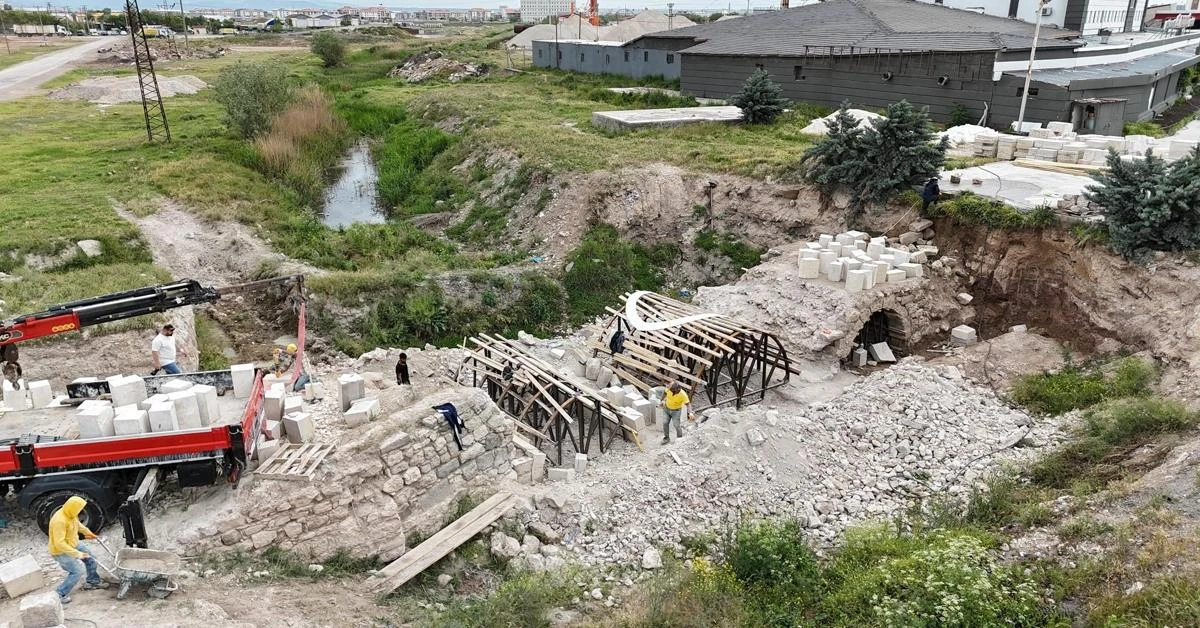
[797,231,933,292]
[73,376,222,439]
[600,383,658,437]
[1,379,55,411]
[337,372,379,428]
[981,122,1198,166]
[255,378,315,460]
[583,357,619,389]
[512,435,548,483]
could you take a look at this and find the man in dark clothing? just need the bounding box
[395,353,410,386]
[921,177,940,211]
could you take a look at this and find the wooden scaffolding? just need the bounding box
[593,292,795,410]
[458,334,626,465]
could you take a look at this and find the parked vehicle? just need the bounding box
[13,24,71,36]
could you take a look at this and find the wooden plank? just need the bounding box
[369,492,515,594]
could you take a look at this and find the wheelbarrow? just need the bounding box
[95,540,181,600]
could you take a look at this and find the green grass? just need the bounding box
[0,41,74,71]
[1011,356,1155,416]
[1123,121,1165,138]
[927,191,1058,230]
[563,223,679,323]
[1089,574,1200,626]
[432,568,578,627]
[693,228,765,270]
[195,311,232,370]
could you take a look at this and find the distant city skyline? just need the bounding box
[10,0,755,13]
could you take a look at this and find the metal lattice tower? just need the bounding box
[124,0,171,142]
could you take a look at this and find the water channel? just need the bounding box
[320,140,386,228]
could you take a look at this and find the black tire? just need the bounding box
[32,491,106,535]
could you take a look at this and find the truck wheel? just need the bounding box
[33,491,106,535]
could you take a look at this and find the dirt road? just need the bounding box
[0,37,108,102]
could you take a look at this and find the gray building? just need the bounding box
[535,0,1200,130]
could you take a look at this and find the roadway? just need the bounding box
[0,37,110,102]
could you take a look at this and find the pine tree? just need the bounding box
[730,69,787,125]
[1087,146,1200,260]
[854,100,949,214]
[800,102,865,199]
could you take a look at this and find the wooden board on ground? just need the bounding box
[256,443,334,481]
[368,491,515,595]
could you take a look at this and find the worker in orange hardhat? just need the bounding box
[272,343,298,377]
[49,496,108,604]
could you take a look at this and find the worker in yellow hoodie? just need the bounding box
[661,381,691,444]
[49,496,108,604]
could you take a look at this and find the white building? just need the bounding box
[920,0,1148,35]
[520,0,573,23]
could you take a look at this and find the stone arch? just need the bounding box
[849,309,909,358]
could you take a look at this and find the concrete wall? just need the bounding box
[989,67,1188,127]
[914,0,1072,28]
[532,40,681,79]
[680,52,998,123]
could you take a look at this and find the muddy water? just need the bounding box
[321,140,385,228]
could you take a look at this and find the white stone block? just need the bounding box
[78,399,111,412]
[851,347,868,367]
[148,401,179,433]
[1,382,28,411]
[594,366,614,388]
[584,358,601,381]
[255,436,280,462]
[114,404,139,416]
[866,242,884,260]
[846,230,868,241]
[19,591,63,628]
[265,383,286,422]
[1010,324,1028,333]
[868,342,896,363]
[818,234,833,247]
[835,233,855,246]
[797,257,820,279]
[845,269,870,293]
[891,249,911,265]
[76,405,115,439]
[262,374,288,392]
[303,382,325,401]
[872,262,890,284]
[818,251,836,275]
[0,554,43,598]
[879,254,895,266]
[897,263,924,278]
[574,452,588,474]
[827,242,843,257]
[602,386,625,406]
[887,269,908,283]
[283,395,303,417]
[547,467,576,482]
[531,452,547,481]
[827,260,844,282]
[631,398,655,423]
[951,325,979,346]
[345,397,380,428]
[805,241,823,250]
[27,381,53,409]
[265,420,283,440]
[860,265,876,289]
[231,363,256,399]
[191,384,219,427]
[168,390,202,430]
[512,456,534,482]
[160,379,193,394]
[799,249,818,259]
[114,411,150,436]
[283,412,314,444]
[910,251,927,264]
[110,375,146,408]
[844,258,863,272]
[140,393,168,411]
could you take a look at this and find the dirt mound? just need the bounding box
[96,40,228,64]
[49,74,207,104]
[388,50,483,83]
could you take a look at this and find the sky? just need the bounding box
[15,0,762,13]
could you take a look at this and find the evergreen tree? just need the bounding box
[731,69,787,125]
[1086,146,1200,260]
[800,102,865,200]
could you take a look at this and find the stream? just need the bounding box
[321,140,386,228]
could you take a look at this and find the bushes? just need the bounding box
[730,68,787,125]
[1122,120,1165,138]
[1011,356,1154,415]
[948,102,973,127]
[927,192,1057,230]
[563,223,678,323]
[214,62,293,139]
[253,86,348,205]
[435,569,577,627]
[310,32,346,68]
[374,114,461,214]
[693,229,764,270]
[726,519,822,624]
[1086,147,1200,260]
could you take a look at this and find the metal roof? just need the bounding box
[631,0,1081,56]
[1007,49,1200,87]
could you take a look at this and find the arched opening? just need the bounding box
[849,309,908,362]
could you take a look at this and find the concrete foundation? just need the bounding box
[591,106,742,132]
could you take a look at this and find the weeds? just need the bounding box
[254,86,349,206]
[1010,356,1154,415]
[1122,121,1165,138]
[928,192,1059,229]
[563,223,678,323]
[433,569,577,628]
[693,229,765,271]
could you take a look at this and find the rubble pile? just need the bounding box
[530,361,1064,566]
[96,41,227,64]
[388,51,484,83]
[1055,193,1104,218]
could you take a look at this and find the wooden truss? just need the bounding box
[594,292,796,411]
[458,334,625,466]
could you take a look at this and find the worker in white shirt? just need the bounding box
[151,324,181,375]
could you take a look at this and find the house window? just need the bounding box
[624,50,630,62]
[580,52,585,62]
[793,65,804,80]
[644,51,649,62]
[667,54,675,64]
[606,54,610,63]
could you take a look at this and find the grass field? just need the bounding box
[0,40,74,71]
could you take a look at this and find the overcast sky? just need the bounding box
[18,0,766,14]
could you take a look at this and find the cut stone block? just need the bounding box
[265,384,285,422]
[872,262,890,284]
[956,293,974,305]
[231,363,256,399]
[799,249,818,259]
[345,397,380,428]
[619,409,646,434]
[891,249,911,265]
[512,456,534,482]
[148,401,179,433]
[574,452,588,474]
[910,251,928,264]
[797,257,820,279]
[887,269,908,283]
[805,241,823,250]
[547,467,576,482]
[845,230,868,241]
[283,412,314,444]
[1,383,28,411]
[0,554,44,598]
[140,393,168,411]
[827,260,844,282]
[898,231,921,245]
[303,382,325,401]
[532,452,547,481]
[951,325,979,346]
[265,420,282,440]
[818,251,836,275]
[283,395,303,416]
[631,398,655,423]
[860,266,876,289]
[262,374,288,392]
[866,242,885,260]
[191,384,219,427]
[1010,324,1028,333]
[255,436,280,462]
[337,373,365,413]
[827,242,843,257]
[852,347,868,367]
[845,269,870,293]
[114,404,139,416]
[584,358,601,381]
[19,591,63,628]
[114,410,150,436]
[160,379,193,394]
[76,404,115,439]
[844,258,863,272]
[168,390,202,430]
[897,263,924,278]
[594,366,614,388]
[27,380,53,409]
[867,342,896,363]
[602,386,625,406]
[835,233,855,246]
[818,234,834,247]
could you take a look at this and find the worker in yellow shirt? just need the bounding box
[49,496,108,603]
[661,382,691,444]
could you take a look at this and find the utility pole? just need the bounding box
[1015,0,1048,134]
[0,11,10,54]
[176,0,187,49]
[36,3,47,45]
[667,1,673,28]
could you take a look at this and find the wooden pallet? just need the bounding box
[367,491,515,595]
[256,443,334,481]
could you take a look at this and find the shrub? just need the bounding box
[310,32,346,68]
[724,519,822,625]
[928,192,1058,230]
[948,102,973,127]
[253,86,348,204]
[436,569,576,627]
[801,103,866,200]
[693,229,764,270]
[1011,356,1154,415]
[1122,120,1165,137]
[628,559,747,627]
[730,68,787,125]
[1086,146,1200,260]
[563,223,678,322]
[214,62,293,139]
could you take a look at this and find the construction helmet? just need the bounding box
[287,343,298,354]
